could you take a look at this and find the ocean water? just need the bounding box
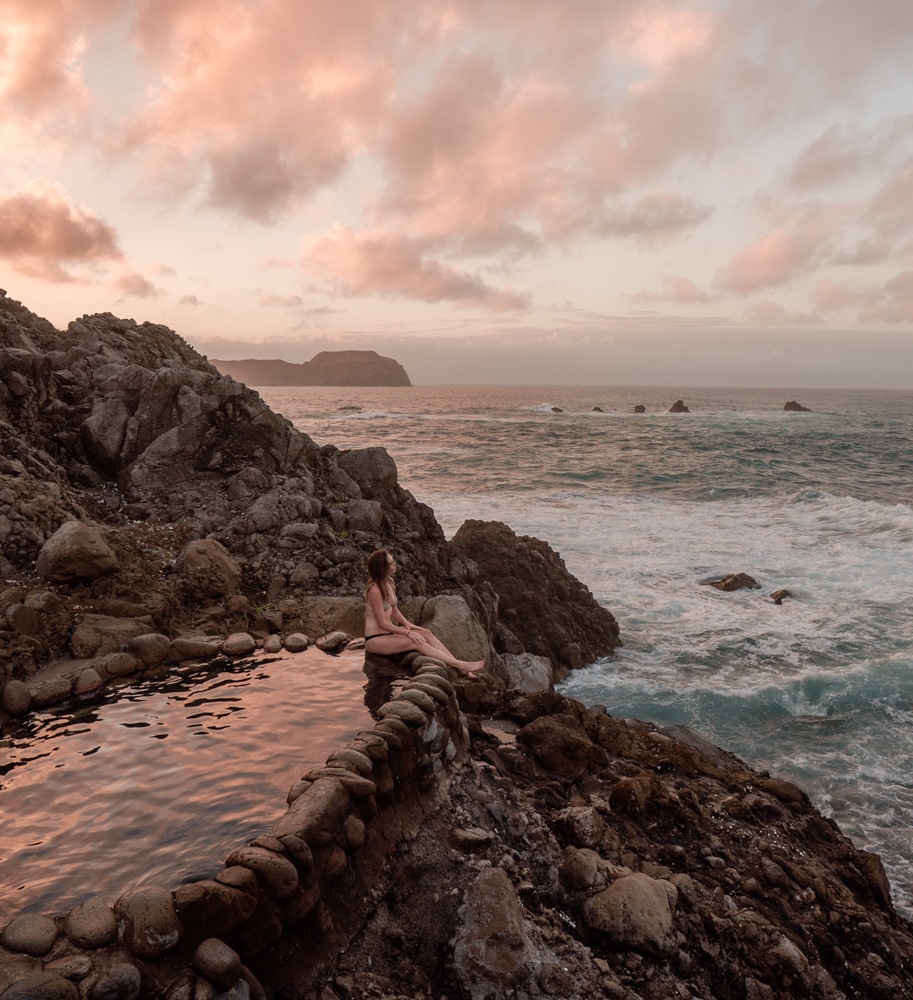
[259,384,913,917]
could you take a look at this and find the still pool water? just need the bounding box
[0,647,374,920]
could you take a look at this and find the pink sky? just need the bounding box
[2,0,913,386]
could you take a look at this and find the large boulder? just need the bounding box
[176,539,242,598]
[582,873,678,956]
[35,521,118,583]
[280,596,363,638]
[502,652,552,693]
[450,867,543,1000]
[337,447,398,499]
[415,594,492,663]
[451,520,620,679]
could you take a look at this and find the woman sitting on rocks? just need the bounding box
[363,548,483,678]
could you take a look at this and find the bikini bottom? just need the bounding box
[364,632,395,642]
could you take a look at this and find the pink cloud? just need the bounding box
[631,275,715,305]
[305,225,529,310]
[594,193,713,243]
[1,0,119,148]
[259,293,304,308]
[813,278,878,312]
[717,230,810,294]
[121,0,411,220]
[0,179,122,281]
[745,299,821,326]
[859,270,913,323]
[114,271,162,298]
[867,159,913,238]
[716,205,839,295]
[787,125,864,190]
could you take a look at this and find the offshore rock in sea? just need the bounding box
[784,400,812,412]
[668,399,691,413]
[701,572,761,591]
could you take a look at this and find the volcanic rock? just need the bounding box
[501,652,552,693]
[701,572,761,591]
[63,898,118,949]
[582,872,678,956]
[114,885,182,960]
[451,520,620,680]
[0,914,57,957]
[450,867,543,999]
[35,521,118,583]
[176,539,241,597]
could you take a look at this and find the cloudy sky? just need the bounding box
[2,0,913,386]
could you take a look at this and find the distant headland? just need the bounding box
[211,350,411,387]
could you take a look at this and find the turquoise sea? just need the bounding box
[259,384,913,917]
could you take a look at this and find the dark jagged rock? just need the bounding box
[451,519,621,681]
[784,400,812,412]
[211,351,411,387]
[0,291,446,618]
[701,572,761,592]
[634,404,646,413]
[668,399,690,413]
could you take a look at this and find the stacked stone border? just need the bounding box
[0,628,321,721]
[0,653,467,999]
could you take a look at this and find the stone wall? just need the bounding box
[0,654,468,1000]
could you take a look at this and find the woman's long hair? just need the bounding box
[365,548,393,598]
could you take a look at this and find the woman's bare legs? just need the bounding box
[364,634,483,677]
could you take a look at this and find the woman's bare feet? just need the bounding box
[453,660,484,678]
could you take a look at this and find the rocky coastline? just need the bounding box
[2,290,913,999]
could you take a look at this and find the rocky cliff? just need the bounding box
[0,289,617,689]
[211,350,412,387]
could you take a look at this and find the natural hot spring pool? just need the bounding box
[0,647,375,921]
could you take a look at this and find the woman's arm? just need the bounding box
[367,585,415,637]
[391,604,434,639]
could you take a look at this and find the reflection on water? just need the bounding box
[0,647,372,920]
